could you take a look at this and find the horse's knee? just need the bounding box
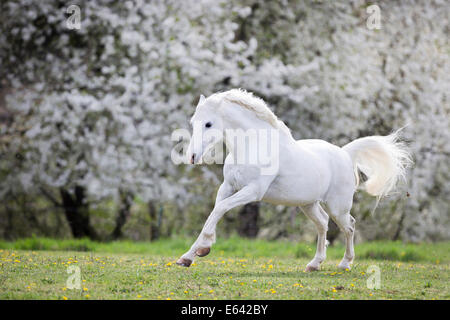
[349,215,356,229]
[347,225,354,234]
[347,216,356,235]
[321,216,329,231]
[317,222,328,233]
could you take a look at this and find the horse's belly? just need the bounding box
[262,174,326,206]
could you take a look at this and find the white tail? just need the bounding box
[343,129,412,197]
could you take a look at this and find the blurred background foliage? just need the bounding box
[0,0,448,243]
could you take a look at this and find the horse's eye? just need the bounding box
[205,122,212,128]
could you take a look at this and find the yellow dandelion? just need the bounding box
[83,287,88,291]
[137,295,142,298]
[209,290,214,293]
[85,294,90,298]
[62,296,68,300]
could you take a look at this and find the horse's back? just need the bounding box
[262,138,355,206]
[296,138,354,182]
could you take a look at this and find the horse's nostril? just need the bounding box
[190,154,196,164]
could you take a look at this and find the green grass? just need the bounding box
[0,237,448,300]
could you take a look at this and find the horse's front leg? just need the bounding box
[176,184,260,267]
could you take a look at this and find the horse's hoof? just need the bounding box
[176,258,192,267]
[337,264,351,271]
[195,247,210,257]
[305,265,319,272]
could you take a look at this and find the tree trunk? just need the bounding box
[110,190,134,240]
[4,203,14,240]
[60,186,98,240]
[327,219,340,245]
[148,201,162,241]
[238,202,259,238]
[393,210,406,241]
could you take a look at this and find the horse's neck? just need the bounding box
[222,114,294,162]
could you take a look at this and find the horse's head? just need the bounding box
[187,94,224,164]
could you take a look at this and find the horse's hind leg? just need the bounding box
[325,202,356,270]
[300,202,329,272]
[335,213,355,270]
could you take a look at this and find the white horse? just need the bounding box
[177,89,411,271]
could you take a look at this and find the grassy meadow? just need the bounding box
[0,237,448,300]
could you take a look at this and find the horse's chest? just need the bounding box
[224,165,259,191]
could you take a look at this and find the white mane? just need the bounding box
[212,89,292,136]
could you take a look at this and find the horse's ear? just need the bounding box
[199,94,206,104]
